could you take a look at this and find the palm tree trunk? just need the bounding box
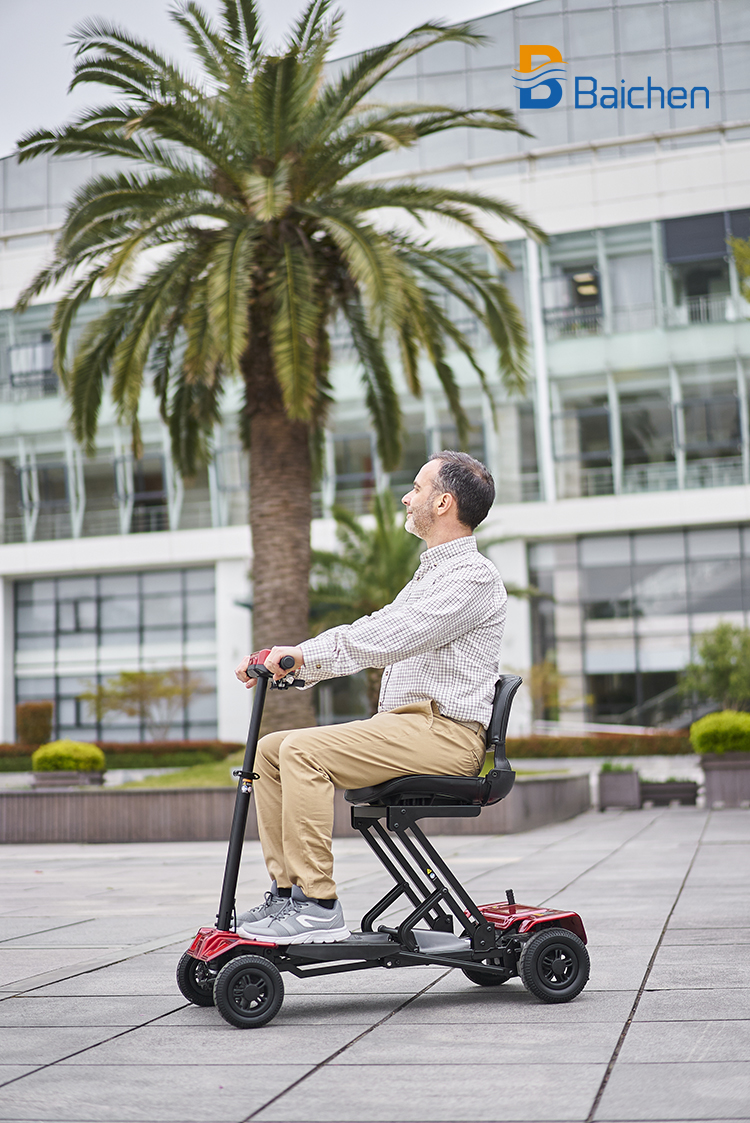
[243,321,317,732]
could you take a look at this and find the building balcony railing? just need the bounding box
[666,294,738,327]
[557,455,746,500]
[544,306,603,341]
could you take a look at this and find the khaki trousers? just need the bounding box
[254,700,486,899]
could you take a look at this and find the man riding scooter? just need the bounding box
[234,450,507,945]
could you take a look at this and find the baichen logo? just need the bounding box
[513,45,567,109]
[514,44,710,111]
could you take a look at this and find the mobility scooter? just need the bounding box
[177,654,589,1027]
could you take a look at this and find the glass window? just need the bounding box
[688,559,743,613]
[579,536,630,567]
[57,577,96,599]
[142,627,181,647]
[620,393,674,465]
[142,570,181,594]
[677,396,740,457]
[142,595,183,626]
[186,592,214,625]
[16,580,55,603]
[686,527,741,558]
[100,574,138,595]
[99,631,139,648]
[581,568,633,619]
[586,673,636,721]
[631,563,688,616]
[633,532,685,563]
[185,567,215,592]
[101,598,139,630]
[16,603,55,633]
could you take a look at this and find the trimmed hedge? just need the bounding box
[689,711,750,755]
[0,740,242,772]
[16,701,54,747]
[32,740,106,772]
[506,733,692,758]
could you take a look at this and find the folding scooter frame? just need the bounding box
[177,654,590,1028]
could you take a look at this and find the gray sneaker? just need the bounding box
[237,888,350,944]
[236,883,289,928]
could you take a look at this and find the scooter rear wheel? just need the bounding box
[176,951,216,1007]
[462,959,512,987]
[519,927,589,1003]
[214,954,284,1028]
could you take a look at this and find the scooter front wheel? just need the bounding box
[214,954,284,1028]
[519,927,590,1003]
[176,951,216,1006]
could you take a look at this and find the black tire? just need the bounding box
[176,951,216,1006]
[214,954,284,1029]
[462,959,512,987]
[519,927,590,1004]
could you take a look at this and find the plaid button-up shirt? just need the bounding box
[299,536,507,726]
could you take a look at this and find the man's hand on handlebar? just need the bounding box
[235,647,304,688]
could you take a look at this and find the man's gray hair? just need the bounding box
[428,451,495,530]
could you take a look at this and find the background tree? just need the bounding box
[310,491,422,712]
[16,0,542,728]
[679,622,750,711]
[728,235,750,303]
[80,669,211,740]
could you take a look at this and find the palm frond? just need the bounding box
[270,242,322,419]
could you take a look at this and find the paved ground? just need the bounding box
[0,807,748,1123]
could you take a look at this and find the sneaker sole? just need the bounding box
[257,926,352,945]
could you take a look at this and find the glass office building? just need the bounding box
[1,0,749,738]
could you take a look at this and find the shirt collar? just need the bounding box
[417,536,477,570]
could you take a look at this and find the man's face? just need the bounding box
[402,461,441,539]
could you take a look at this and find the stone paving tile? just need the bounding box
[388,985,636,1023]
[646,945,750,990]
[253,1062,608,1122]
[0,1027,123,1066]
[0,996,186,1028]
[57,1024,368,1066]
[0,1069,38,1088]
[0,1064,313,1122]
[594,1061,750,1121]
[635,988,750,1021]
[617,1020,750,1064]
[328,1020,622,1065]
[0,950,128,989]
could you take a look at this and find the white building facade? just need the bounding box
[1,0,749,740]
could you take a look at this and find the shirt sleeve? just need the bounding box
[299,565,501,684]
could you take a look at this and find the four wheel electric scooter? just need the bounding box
[177,652,590,1028]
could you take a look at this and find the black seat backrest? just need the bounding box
[487,674,523,770]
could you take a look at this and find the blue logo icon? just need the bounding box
[514,45,567,109]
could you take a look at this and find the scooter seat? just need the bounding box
[345,675,522,810]
[344,765,515,808]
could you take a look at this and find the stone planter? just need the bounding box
[32,770,105,790]
[700,754,750,808]
[639,780,698,807]
[599,770,640,810]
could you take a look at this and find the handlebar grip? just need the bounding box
[279,655,296,670]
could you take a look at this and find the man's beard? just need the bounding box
[405,506,435,539]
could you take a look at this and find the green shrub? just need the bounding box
[16,701,54,746]
[689,711,750,755]
[600,762,635,773]
[32,740,106,773]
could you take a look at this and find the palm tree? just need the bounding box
[15,0,543,727]
[310,491,423,713]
